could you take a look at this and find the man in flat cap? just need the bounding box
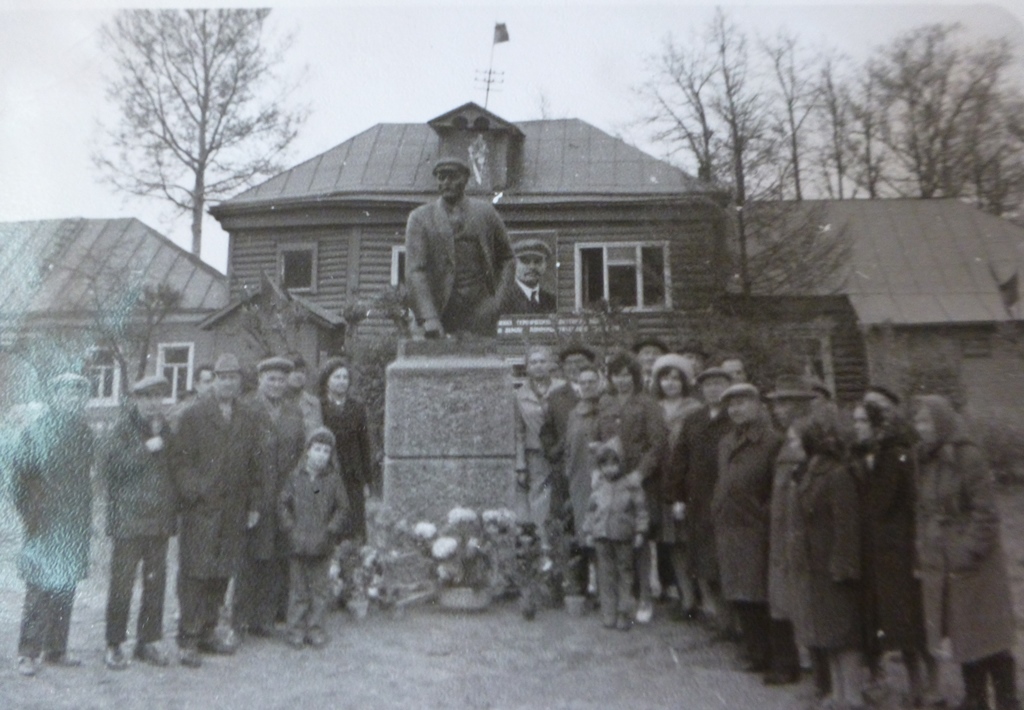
[170,353,269,668]
[405,156,515,338]
[501,238,557,315]
[100,375,177,670]
[11,373,95,676]
[236,356,306,640]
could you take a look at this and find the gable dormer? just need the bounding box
[428,102,524,194]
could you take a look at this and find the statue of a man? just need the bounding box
[405,157,515,338]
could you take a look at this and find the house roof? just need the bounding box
[0,218,229,318]
[216,116,711,209]
[808,199,1024,325]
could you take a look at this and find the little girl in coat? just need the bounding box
[581,437,649,631]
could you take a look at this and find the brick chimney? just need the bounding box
[428,102,524,194]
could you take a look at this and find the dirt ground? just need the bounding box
[2,487,1024,710]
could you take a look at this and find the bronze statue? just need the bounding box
[404,157,515,338]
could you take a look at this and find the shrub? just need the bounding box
[968,406,1024,484]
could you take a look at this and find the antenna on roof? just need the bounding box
[477,22,509,109]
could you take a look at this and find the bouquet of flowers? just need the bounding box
[430,507,491,590]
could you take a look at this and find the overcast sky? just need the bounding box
[2,1,1023,274]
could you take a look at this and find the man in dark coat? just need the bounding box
[669,367,733,629]
[501,238,557,315]
[11,373,95,676]
[712,383,784,677]
[235,356,306,639]
[101,375,179,670]
[171,353,267,668]
[404,156,515,338]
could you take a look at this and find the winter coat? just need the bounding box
[564,397,602,543]
[582,467,649,542]
[278,462,349,558]
[914,396,1015,664]
[244,393,306,560]
[597,392,667,537]
[657,397,702,544]
[10,408,95,588]
[859,431,927,652]
[539,382,580,515]
[712,416,782,603]
[171,397,266,579]
[669,405,732,580]
[789,455,862,649]
[100,406,178,539]
[768,435,803,620]
[321,396,374,540]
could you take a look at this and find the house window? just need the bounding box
[391,246,406,287]
[575,242,670,310]
[278,243,317,292]
[86,348,120,405]
[158,343,194,401]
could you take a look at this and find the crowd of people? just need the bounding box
[6,336,1021,710]
[514,338,1020,710]
[8,351,373,674]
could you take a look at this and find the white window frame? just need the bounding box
[573,241,672,311]
[157,342,195,403]
[391,245,406,287]
[277,242,318,293]
[86,347,121,406]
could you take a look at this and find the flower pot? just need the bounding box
[438,586,491,611]
[347,598,370,619]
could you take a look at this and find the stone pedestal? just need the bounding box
[383,341,515,522]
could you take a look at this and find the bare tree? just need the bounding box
[94,10,307,257]
[870,23,1014,200]
[847,65,888,199]
[762,30,819,200]
[812,53,856,199]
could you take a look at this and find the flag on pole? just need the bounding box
[493,23,509,44]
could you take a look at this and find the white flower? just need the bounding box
[466,537,482,553]
[432,536,459,560]
[447,507,479,526]
[413,521,438,540]
[482,508,516,527]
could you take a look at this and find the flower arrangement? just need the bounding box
[431,507,491,591]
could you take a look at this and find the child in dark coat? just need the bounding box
[581,437,649,631]
[278,427,349,648]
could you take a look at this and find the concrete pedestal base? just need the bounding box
[383,345,515,522]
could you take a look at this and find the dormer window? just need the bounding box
[278,242,317,293]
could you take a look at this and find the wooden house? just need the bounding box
[0,218,229,416]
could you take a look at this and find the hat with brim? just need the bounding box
[432,157,470,175]
[631,337,669,355]
[695,366,732,385]
[558,344,597,363]
[257,356,294,375]
[513,238,552,261]
[765,374,817,401]
[721,383,760,402]
[131,374,170,397]
[865,384,901,406]
[49,373,91,391]
[214,353,242,374]
[805,375,833,400]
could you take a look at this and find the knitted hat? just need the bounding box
[306,426,336,450]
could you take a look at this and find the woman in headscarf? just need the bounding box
[318,357,375,542]
[912,395,1019,710]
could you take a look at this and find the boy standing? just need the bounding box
[278,427,349,648]
[582,437,649,631]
